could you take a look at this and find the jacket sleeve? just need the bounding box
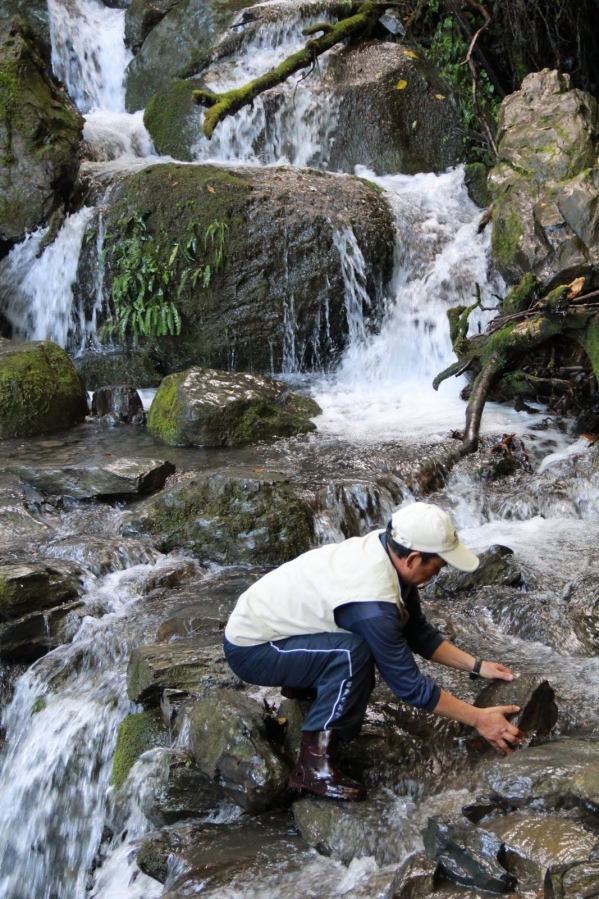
[402,587,445,659]
[335,601,441,711]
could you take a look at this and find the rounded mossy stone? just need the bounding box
[112,709,169,790]
[0,340,88,439]
[464,163,492,209]
[502,273,540,314]
[144,79,204,160]
[147,367,319,447]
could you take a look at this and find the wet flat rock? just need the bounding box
[468,675,558,752]
[545,861,599,899]
[0,560,82,622]
[484,739,599,811]
[176,689,290,812]
[127,637,234,704]
[19,457,175,500]
[479,813,597,890]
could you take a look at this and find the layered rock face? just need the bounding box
[0,20,83,253]
[101,162,395,372]
[489,69,599,287]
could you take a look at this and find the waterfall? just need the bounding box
[0,207,94,347]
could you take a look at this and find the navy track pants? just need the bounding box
[223,632,375,742]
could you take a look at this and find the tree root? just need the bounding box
[193,0,377,138]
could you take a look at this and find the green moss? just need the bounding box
[111,710,169,791]
[464,163,491,208]
[0,341,88,439]
[31,696,46,714]
[147,373,185,444]
[144,79,202,160]
[491,194,524,272]
[503,273,540,314]
[229,402,316,445]
[352,176,384,196]
[137,838,169,883]
[584,317,599,384]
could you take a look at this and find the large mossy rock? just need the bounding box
[112,709,170,790]
[0,340,88,438]
[176,690,290,811]
[325,41,463,176]
[100,163,394,372]
[489,69,599,287]
[147,367,319,447]
[122,471,314,564]
[0,21,83,251]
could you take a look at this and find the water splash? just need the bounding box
[0,207,94,348]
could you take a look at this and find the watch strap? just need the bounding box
[469,658,483,680]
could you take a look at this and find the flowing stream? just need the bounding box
[0,0,598,897]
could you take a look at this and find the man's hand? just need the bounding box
[480,661,515,681]
[474,705,525,754]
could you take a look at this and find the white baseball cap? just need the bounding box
[388,502,479,572]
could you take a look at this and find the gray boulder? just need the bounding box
[19,457,175,501]
[484,739,599,812]
[0,21,83,250]
[325,41,463,175]
[124,0,181,51]
[147,367,319,447]
[176,690,291,811]
[0,341,88,439]
[127,639,234,704]
[91,385,146,425]
[489,70,599,287]
[121,470,314,565]
[99,163,395,373]
[480,813,596,891]
[427,545,523,598]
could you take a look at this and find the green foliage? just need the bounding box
[102,215,228,344]
[424,8,500,160]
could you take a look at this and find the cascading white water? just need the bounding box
[0,207,94,347]
[192,13,339,167]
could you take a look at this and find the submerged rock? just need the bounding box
[91,385,146,425]
[99,163,395,372]
[0,341,88,439]
[325,41,463,176]
[19,457,175,501]
[422,815,516,893]
[390,854,439,899]
[177,690,291,811]
[148,367,319,446]
[480,813,597,890]
[489,69,599,286]
[427,545,523,598]
[0,21,82,250]
[122,470,314,565]
[468,675,558,752]
[484,739,599,812]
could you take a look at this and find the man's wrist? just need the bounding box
[470,658,483,680]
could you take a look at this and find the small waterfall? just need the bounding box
[48,0,132,113]
[0,207,94,347]
[333,228,370,346]
[192,13,339,167]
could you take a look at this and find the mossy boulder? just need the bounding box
[489,70,599,286]
[148,367,320,447]
[0,340,88,438]
[99,163,395,372]
[143,78,204,161]
[325,41,464,176]
[464,163,492,209]
[112,709,170,790]
[177,691,290,811]
[0,21,83,251]
[122,470,315,565]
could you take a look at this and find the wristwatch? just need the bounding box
[469,658,483,680]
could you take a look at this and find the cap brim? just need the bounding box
[438,542,479,572]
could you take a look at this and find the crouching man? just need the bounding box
[224,502,523,801]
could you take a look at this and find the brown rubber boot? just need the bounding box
[287,730,366,801]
